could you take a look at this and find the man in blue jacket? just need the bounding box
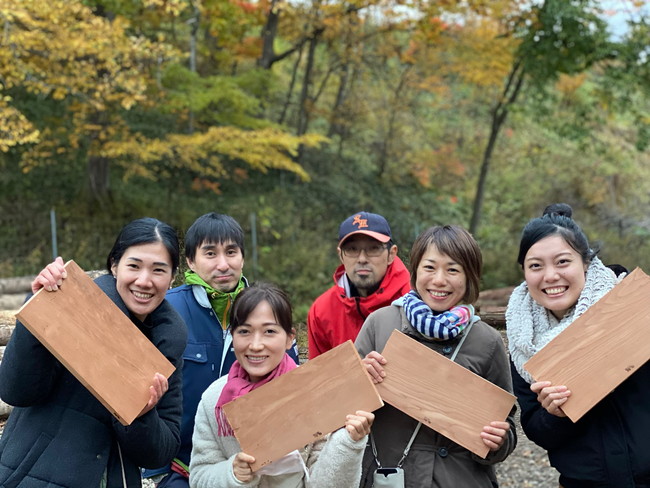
[144,213,299,487]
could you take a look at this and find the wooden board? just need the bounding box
[15,260,175,425]
[223,340,383,471]
[524,267,650,422]
[377,329,515,458]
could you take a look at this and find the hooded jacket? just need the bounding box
[307,257,410,359]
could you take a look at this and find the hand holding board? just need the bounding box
[15,260,175,425]
[223,340,383,471]
[377,329,515,458]
[524,267,650,422]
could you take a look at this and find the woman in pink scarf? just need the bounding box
[189,282,374,488]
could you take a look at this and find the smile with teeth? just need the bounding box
[429,291,450,297]
[132,291,154,299]
[246,356,268,363]
[544,287,567,295]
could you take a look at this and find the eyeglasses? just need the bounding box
[340,243,389,258]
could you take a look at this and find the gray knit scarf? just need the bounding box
[506,257,618,384]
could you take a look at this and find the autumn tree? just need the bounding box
[468,0,613,233]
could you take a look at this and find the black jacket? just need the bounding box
[512,360,650,488]
[0,274,187,488]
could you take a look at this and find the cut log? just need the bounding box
[0,399,11,420]
[0,323,14,347]
[478,307,506,329]
[0,276,33,295]
[0,294,25,310]
[477,286,515,308]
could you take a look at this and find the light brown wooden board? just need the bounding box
[223,340,384,471]
[15,260,175,425]
[524,267,650,422]
[377,329,515,458]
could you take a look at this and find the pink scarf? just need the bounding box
[215,354,298,436]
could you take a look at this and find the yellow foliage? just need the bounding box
[555,73,587,97]
[0,101,40,152]
[0,0,177,111]
[446,18,518,88]
[143,0,191,17]
[100,127,327,190]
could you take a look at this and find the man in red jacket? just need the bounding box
[307,211,411,359]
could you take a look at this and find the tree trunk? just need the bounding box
[469,61,525,234]
[297,29,323,137]
[377,66,410,178]
[258,0,281,69]
[278,44,304,125]
[327,62,350,138]
[87,155,110,202]
[86,111,112,203]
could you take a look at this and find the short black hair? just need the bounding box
[106,218,180,273]
[230,282,293,335]
[184,213,245,261]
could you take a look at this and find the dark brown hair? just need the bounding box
[409,225,482,304]
[230,282,293,335]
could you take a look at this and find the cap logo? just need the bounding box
[352,214,368,229]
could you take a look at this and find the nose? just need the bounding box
[543,266,560,282]
[431,269,446,285]
[249,333,264,351]
[134,270,153,287]
[215,253,230,272]
[356,249,369,262]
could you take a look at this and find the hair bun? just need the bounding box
[542,203,573,218]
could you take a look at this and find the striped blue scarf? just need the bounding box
[401,290,474,341]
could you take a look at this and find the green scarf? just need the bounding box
[185,270,245,329]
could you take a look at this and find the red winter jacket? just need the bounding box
[307,256,411,359]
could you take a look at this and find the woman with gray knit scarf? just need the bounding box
[506,203,650,488]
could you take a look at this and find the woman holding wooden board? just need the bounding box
[189,282,374,488]
[0,217,187,487]
[506,203,650,487]
[356,225,516,488]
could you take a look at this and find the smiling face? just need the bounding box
[111,241,174,322]
[524,234,588,319]
[187,240,244,292]
[415,244,467,313]
[232,300,295,382]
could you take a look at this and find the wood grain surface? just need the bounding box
[524,267,650,422]
[15,260,175,425]
[223,340,383,471]
[377,329,515,458]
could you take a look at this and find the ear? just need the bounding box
[110,261,117,277]
[387,244,398,265]
[337,247,344,263]
[186,256,195,272]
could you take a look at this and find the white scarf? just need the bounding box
[506,257,618,383]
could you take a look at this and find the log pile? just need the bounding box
[476,286,515,329]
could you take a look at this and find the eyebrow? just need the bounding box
[201,242,238,250]
[125,256,171,268]
[525,251,574,262]
[423,258,459,266]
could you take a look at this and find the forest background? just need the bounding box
[1,0,649,321]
